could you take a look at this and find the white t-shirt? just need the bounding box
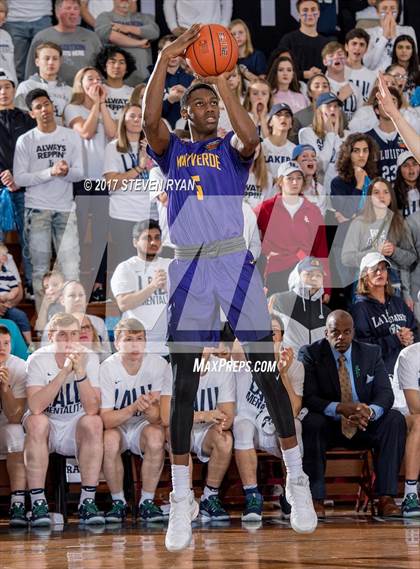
[347,66,376,103]
[13,125,83,212]
[303,180,327,215]
[244,170,275,209]
[26,344,100,421]
[7,0,52,21]
[395,343,420,392]
[235,357,304,422]
[100,352,170,426]
[111,256,171,356]
[15,75,72,125]
[105,84,134,120]
[327,75,364,122]
[64,103,106,180]
[282,197,304,218]
[0,29,17,85]
[0,355,26,427]
[262,138,295,179]
[161,354,236,413]
[103,140,153,222]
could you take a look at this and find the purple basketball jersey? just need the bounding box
[147,132,252,246]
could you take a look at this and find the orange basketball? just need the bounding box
[185,24,238,77]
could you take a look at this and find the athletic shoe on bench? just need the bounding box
[78,498,105,525]
[30,499,51,527]
[241,492,263,522]
[200,495,230,522]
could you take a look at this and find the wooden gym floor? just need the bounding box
[0,511,419,569]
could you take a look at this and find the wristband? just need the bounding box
[75,375,87,384]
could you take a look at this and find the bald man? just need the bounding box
[298,310,406,518]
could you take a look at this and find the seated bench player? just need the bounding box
[233,314,305,521]
[394,343,420,517]
[24,313,103,526]
[0,325,27,527]
[100,318,169,523]
[160,323,236,522]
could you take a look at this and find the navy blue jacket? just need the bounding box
[163,68,193,129]
[238,50,267,76]
[350,294,418,374]
[299,338,394,414]
[330,176,366,221]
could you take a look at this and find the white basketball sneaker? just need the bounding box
[165,490,199,552]
[285,473,318,534]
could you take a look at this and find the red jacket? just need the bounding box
[254,195,330,287]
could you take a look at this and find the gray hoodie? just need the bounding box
[401,211,420,301]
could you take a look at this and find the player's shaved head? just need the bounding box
[180,82,219,109]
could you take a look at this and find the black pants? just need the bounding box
[302,410,406,500]
[169,335,296,455]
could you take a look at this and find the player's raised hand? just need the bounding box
[160,24,201,60]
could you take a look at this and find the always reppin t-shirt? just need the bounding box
[105,84,134,120]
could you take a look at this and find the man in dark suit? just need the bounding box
[299,309,406,518]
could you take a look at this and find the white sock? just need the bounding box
[30,489,46,507]
[282,445,304,479]
[201,485,219,501]
[404,480,418,499]
[111,491,126,503]
[171,464,190,500]
[140,490,155,505]
[79,485,96,505]
[10,491,25,506]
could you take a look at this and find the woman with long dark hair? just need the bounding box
[266,55,309,114]
[331,132,378,223]
[391,35,420,99]
[342,177,416,293]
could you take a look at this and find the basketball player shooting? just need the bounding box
[142,24,317,552]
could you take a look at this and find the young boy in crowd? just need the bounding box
[278,0,329,81]
[0,244,32,345]
[15,42,72,124]
[364,0,417,71]
[24,313,104,526]
[0,324,27,527]
[100,317,169,523]
[345,28,377,102]
[95,46,135,120]
[323,41,364,122]
[35,270,65,333]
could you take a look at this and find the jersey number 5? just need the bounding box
[191,175,204,201]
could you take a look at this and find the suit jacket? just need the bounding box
[298,338,394,414]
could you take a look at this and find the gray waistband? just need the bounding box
[175,236,246,259]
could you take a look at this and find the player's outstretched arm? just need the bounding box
[213,74,259,157]
[142,24,201,155]
[377,73,420,163]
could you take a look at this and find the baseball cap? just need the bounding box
[316,92,342,108]
[277,160,303,178]
[292,144,316,161]
[297,257,325,274]
[267,103,293,122]
[0,68,15,86]
[397,150,417,169]
[359,252,392,273]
